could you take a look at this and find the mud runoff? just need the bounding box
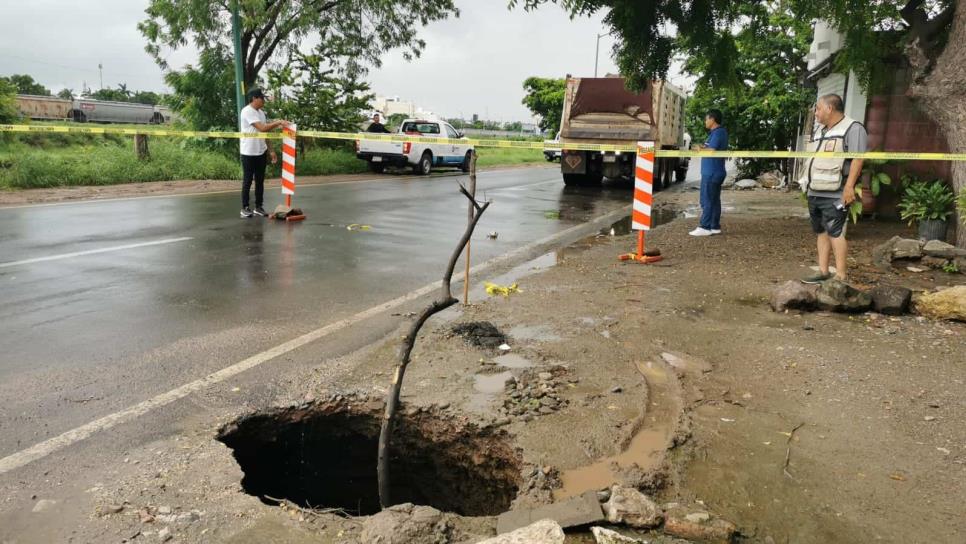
[217,398,523,517]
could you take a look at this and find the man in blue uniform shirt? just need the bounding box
[690,109,729,236]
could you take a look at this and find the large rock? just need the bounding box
[893,238,925,260]
[770,281,818,312]
[477,519,565,544]
[869,285,912,316]
[816,280,872,313]
[603,486,663,529]
[734,179,758,190]
[915,286,966,321]
[361,504,447,544]
[923,240,966,259]
[590,526,644,543]
[872,237,924,269]
[757,171,782,189]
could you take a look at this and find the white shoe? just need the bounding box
[710,229,722,235]
[689,227,713,237]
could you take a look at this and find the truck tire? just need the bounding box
[586,173,603,185]
[662,159,673,188]
[675,162,688,183]
[368,162,385,174]
[460,151,472,173]
[414,152,433,175]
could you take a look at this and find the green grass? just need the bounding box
[0,128,548,189]
[475,147,549,168]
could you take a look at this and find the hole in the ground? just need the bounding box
[217,398,523,517]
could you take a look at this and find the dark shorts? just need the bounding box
[808,196,848,238]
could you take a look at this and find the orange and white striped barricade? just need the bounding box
[279,123,305,222]
[619,141,662,263]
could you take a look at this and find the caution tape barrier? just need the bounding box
[2,124,963,161]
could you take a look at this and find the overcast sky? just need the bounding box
[0,0,690,122]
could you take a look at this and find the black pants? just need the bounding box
[241,152,267,208]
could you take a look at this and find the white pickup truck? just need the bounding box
[355,119,474,175]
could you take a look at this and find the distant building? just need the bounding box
[372,95,416,118]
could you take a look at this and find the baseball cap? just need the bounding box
[247,88,266,102]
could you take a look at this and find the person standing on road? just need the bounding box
[690,109,729,237]
[800,94,866,284]
[239,88,289,218]
[366,113,390,133]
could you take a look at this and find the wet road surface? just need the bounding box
[0,167,634,464]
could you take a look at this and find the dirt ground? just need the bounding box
[60,186,965,543]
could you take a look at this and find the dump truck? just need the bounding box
[558,77,689,188]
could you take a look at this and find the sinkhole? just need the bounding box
[217,399,523,517]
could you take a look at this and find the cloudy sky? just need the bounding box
[0,0,691,122]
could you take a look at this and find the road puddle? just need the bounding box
[474,371,515,394]
[556,359,679,499]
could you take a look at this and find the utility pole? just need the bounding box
[98,62,103,89]
[231,0,245,126]
[594,32,608,77]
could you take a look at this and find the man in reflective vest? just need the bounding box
[800,94,867,284]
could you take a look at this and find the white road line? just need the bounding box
[0,237,194,269]
[0,205,629,475]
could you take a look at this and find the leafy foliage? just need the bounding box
[0,78,18,123]
[139,0,459,89]
[265,46,374,135]
[1,74,51,96]
[898,179,955,225]
[57,89,75,100]
[521,77,565,135]
[862,159,893,196]
[164,47,238,131]
[684,3,813,178]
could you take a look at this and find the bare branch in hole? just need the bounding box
[377,187,491,508]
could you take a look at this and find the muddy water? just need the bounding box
[556,359,679,499]
[493,354,535,369]
[473,371,514,394]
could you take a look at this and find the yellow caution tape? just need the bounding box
[0,124,279,139]
[2,124,964,160]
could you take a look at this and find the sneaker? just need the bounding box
[801,272,833,284]
[689,227,713,237]
[253,206,267,217]
[710,229,722,235]
[240,207,253,218]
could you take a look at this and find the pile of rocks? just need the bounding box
[771,279,911,315]
[873,237,966,272]
[499,369,572,421]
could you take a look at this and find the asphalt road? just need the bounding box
[0,166,634,471]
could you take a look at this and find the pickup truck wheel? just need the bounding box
[367,162,385,174]
[460,151,472,173]
[414,152,433,175]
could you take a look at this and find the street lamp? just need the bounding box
[594,32,609,77]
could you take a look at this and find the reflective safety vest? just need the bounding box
[805,116,859,193]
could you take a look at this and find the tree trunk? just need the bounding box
[907,0,966,247]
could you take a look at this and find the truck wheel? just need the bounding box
[414,152,432,175]
[545,154,555,162]
[662,159,674,188]
[586,173,603,185]
[368,162,385,174]
[460,151,472,173]
[675,164,688,183]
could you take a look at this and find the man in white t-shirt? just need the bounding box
[239,88,289,218]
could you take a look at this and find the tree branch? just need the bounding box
[377,189,491,508]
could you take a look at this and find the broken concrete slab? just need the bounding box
[870,285,912,316]
[360,503,447,544]
[923,240,966,259]
[479,519,565,544]
[496,491,603,534]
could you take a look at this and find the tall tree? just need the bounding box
[514,0,966,247]
[684,2,813,178]
[57,88,75,100]
[2,74,51,96]
[164,47,238,130]
[139,0,460,91]
[521,77,566,135]
[0,79,18,123]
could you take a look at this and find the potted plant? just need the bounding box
[859,158,892,215]
[897,179,955,241]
